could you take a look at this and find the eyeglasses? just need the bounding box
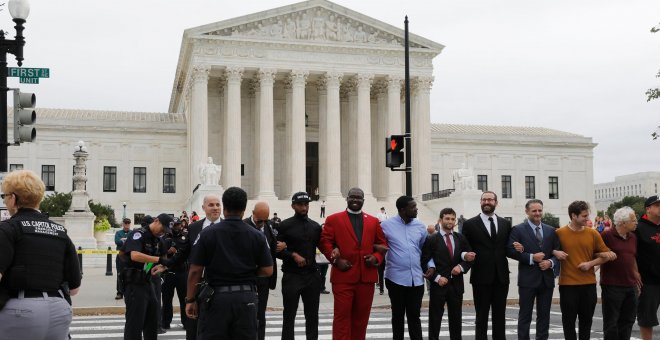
[481,198,496,202]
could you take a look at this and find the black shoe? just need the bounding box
[162,324,170,330]
[114,293,123,300]
[379,291,384,295]
[157,328,167,334]
[321,290,330,294]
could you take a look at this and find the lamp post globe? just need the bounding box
[8,0,30,21]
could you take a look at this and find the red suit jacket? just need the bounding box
[319,211,387,284]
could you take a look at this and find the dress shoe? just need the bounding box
[321,290,330,294]
[114,293,123,300]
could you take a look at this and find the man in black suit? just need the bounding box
[462,191,512,340]
[507,199,560,340]
[243,202,286,340]
[422,207,476,340]
[185,193,222,340]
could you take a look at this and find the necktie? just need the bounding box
[445,233,453,258]
[535,226,543,247]
[488,217,497,240]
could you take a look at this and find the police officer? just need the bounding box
[121,212,175,340]
[186,187,273,339]
[0,169,82,339]
[276,192,323,340]
[114,218,132,300]
[161,217,190,330]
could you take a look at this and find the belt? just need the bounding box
[10,289,62,299]
[213,284,255,293]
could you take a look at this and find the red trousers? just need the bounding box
[331,282,375,340]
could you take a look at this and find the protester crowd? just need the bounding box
[0,170,657,340]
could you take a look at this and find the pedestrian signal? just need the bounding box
[386,135,405,168]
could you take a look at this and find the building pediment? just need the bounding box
[185,0,443,52]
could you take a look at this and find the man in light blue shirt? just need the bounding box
[381,196,431,340]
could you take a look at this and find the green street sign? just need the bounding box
[19,77,38,84]
[7,67,50,78]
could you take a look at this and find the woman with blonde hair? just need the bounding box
[0,170,81,339]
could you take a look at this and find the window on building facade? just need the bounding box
[133,167,147,193]
[41,165,55,191]
[525,176,535,199]
[103,166,117,192]
[134,213,145,225]
[501,175,512,199]
[431,174,439,193]
[9,164,23,172]
[477,175,488,191]
[549,176,559,199]
[163,168,176,193]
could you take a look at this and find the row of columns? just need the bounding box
[187,65,433,201]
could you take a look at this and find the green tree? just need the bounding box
[88,200,119,229]
[39,192,72,217]
[606,196,646,221]
[541,212,560,228]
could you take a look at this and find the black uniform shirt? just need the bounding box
[275,214,322,274]
[0,208,81,291]
[163,228,190,271]
[122,227,164,270]
[189,216,272,286]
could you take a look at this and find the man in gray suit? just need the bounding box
[507,199,561,340]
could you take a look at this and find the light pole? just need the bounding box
[122,202,126,219]
[0,0,30,172]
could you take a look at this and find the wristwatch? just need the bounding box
[184,296,196,304]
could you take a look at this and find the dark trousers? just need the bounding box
[281,271,321,340]
[116,256,125,294]
[472,281,509,340]
[197,289,258,340]
[518,284,554,340]
[186,317,198,340]
[377,259,386,294]
[162,270,188,328]
[318,264,329,291]
[123,283,158,340]
[320,208,325,218]
[559,284,597,340]
[151,275,163,329]
[601,285,637,340]
[385,279,424,340]
[428,282,463,340]
[256,277,270,340]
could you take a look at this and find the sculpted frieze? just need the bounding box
[203,7,426,49]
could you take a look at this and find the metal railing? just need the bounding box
[421,189,455,201]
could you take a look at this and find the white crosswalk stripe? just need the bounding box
[69,310,610,339]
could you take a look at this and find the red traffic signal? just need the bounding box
[386,135,405,168]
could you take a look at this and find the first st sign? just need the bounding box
[7,67,50,84]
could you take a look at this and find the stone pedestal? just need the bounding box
[448,189,483,217]
[186,184,224,216]
[64,211,97,249]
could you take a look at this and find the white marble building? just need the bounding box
[594,172,660,211]
[5,0,596,227]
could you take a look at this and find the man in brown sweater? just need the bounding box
[556,201,616,340]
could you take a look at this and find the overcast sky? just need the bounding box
[8,0,660,183]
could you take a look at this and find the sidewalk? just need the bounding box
[72,259,566,315]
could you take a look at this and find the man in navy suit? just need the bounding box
[462,191,512,340]
[422,207,476,340]
[507,199,561,340]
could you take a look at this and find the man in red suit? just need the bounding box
[319,187,388,340]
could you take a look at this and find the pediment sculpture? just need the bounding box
[204,7,425,48]
[198,157,222,186]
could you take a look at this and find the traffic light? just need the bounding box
[13,89,36,144]
[386,134,405,168]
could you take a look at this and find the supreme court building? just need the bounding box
[7,0,596,226]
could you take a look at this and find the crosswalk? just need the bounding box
[69,310,603,339]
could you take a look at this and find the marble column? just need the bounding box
[224,66,244,188]
[257,68,277,199]
[323,72,343,200]
[189,64,210,187]
[345,79,358,189]
[386,75,403,201]
[356,73,374,199]
[372,80,387,200]
[412,76,433,198]
[316,78,328,200]
[287,70,308,196]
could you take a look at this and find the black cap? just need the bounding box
[291,192,311,203]
[155,213,174,233]
[645,195,660,208]
[141,215,154,228]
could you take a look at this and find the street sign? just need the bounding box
[7,67,49,84]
